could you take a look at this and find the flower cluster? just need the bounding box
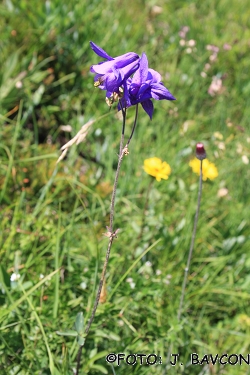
[143,157,171,181]
[90,42,176,119]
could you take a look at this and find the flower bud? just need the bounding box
[196,143,206,160]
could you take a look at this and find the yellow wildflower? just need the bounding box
[189,158,218,181]
[143,157,171,182]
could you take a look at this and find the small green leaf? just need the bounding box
[90,364,108,374]
[77,336,85,346]
[0,265,10,288]
[32,84,45,105]
[56,330,78,337]
[74,312,84,335]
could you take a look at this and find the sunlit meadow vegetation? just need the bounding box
[0,0,250,374]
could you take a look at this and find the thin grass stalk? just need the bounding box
[137,177,154,243]
[165,158,203,375]
[177,159,203,321]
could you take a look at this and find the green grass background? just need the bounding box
[0,0,250,374]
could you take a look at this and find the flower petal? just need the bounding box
[91,60,117,74]
[90,62,105,73]
[105,71,122,92]
[137,82,151,98]
[132,53,148,86]
[119,60,140,81]
[151,83,176,100]
[91,53,139,76]
[140,53,149,82]
[90,41,113,60]
[141,100,154,119]
[113,52,139,69]
[147,68,162,83]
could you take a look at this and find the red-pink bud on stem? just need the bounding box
[196,143,206,160]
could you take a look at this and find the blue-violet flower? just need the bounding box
[120,52,176,119]
[90,41,140,94]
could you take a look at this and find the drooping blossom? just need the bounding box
[143,157,171,181]
[120,53,176,119]
[90,41,140,94]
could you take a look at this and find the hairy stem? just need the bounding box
[109,104,126,230]
[75,346,83,375]
[75,105,127,375]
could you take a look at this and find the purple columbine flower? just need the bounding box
[90,41,140,94]
[120,52,176,119]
